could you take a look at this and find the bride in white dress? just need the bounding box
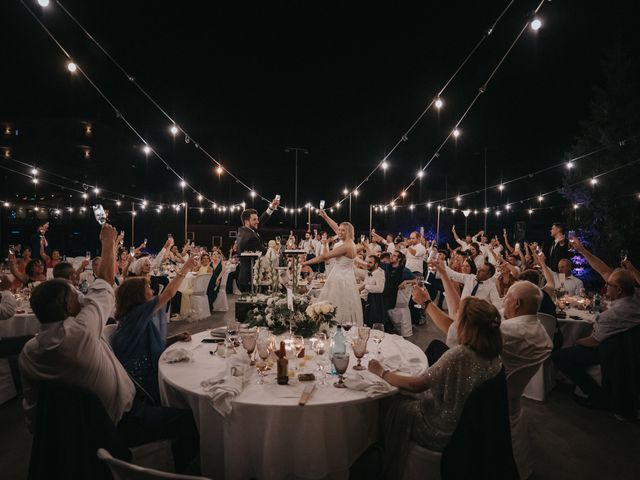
[303,210,363,327]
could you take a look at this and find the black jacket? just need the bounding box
[236,210,273,286]
[544,237,571,271]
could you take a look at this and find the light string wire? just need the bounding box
[18,0,257,210]
[373,135,637,208]
[373,155,640,213]
[337,0,517,205]
[387,0,547,206]
[52,0,270,205]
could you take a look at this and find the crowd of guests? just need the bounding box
[1,213,639,477]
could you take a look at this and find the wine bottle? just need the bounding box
[276,341,289,385]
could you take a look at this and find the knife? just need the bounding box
[298,383,316,406]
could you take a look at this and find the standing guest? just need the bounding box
[553,237,640,409]
[206,250,225,308]
[236,197,279,292]
[399,232,426,325]
[299,231,316,265]
[468,242,486,271]
[368,296,502,478]
[314,232,327,273]
[39,238,61,269]
[356,255,387,327]
[544,222,570,271]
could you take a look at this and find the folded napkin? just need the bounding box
[344,371,393,397]
[382,354,425,375]
[162,348,193,364]
[210,327,227,339]
[201,354,250,415]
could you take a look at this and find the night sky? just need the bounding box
[1,0,639,240]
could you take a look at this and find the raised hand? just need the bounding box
[99,223,118,245]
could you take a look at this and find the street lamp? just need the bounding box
[285,147,309,229]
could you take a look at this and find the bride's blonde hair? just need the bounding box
[339,222,355,240]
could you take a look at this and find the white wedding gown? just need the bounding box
[318,254,363,327]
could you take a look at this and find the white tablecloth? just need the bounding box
[558,308,595,347]
[159,331,428,480]
[0,312,39,404]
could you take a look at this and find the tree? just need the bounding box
[562,43,640,264]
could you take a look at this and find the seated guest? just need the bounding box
[553,238,640,408]
[19,225,198,472]
[207,250,226,307]
[112,256,195,404]
[0,275,17,320]
[552,258,584,296]
[52,262,82,286]
[368,296,502,478]
[9,255,47,288]
[379,252,391,265]
[380,251,415,313]
[9,246,32,290]
[79,257,102,286]
[356,255,387,327]
[444,261,502,309]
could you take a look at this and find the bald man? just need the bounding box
[551,258,584,296]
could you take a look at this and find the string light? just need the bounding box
[143,145,151,155]
[530,18,542,31]
[3,202,9,207]
[528,209,533,214]
[250,191,256,198]
[32,178,38,184]
[456,196,462,204]
[452,128,461,138]
[353,190,359,197]
[498,184,505,191]
[31,168,38,175]
[538,195,544,202]
[180,180,186,188]
[216,166,223,175]
[381,161,389,171]
[417,171,424,178]
[590,178,598,185]
[435,98,444,109]
[573,204,579,210]
[566,161,574,170]
[116,200,121,206]
[94,187,100,194]
[426,202,432,208]
[400,191,406,198]
[66,61,77,73]
[342,188,349,195]
[170,125,179,136]
[37,0,50,7]
[197,194,203,202]
[505,204,511,210]
[199,207,204,213]
[409,204,415,210]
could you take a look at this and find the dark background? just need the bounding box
[1,0,639,254]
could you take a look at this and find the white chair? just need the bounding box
[522,313,557,402]
[402,442,441,480]
[507,363,545,480]
[97,448,211,480]
[388,287,413,337]
[188,273,213,320]
[212,270,230,312]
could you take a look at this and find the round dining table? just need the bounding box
[557,308,596,347]
[159,330,428,480]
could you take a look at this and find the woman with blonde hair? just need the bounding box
[368,296,503,478]
[303,210,363,327]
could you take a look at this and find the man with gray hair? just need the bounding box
[553,237,640,409]
[501,280,553,375]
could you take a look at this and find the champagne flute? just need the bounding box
[371,323,385,357]
[314,339,327,384]
[352,338,367,370]
[256,339,270,384]
[293,335,305,371]
[332,352,350,388]
[241,331,257,365]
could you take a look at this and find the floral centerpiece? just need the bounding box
[246,293,337,337]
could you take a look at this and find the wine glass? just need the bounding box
[226,319,240,352]
[241,331,257,365]
[352,338,367,370]
[342,318,355,338]
[357,326,371,343]
[620,249,629,262]
[314,339,328,385]
[293,335,305,371]
[332,353,350,388]
[256,339,270,385]
[371,323,385,357]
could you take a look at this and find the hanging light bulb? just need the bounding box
[456,196,462,204]
[566,161,574,170]
[3,202,10,207]
[590,178,598,185]
[381,161,389,170]
[216,166,223,175]
[200,207,204,213]
[505,204,511,211]
[353,190,359,197]
[37,0,50,7]
[143,145,151,155]
[67,207,73,212]
[335,202,340,208]
[342,188,349,195]
[400,191,406,198]
[241,202,246,208]
[94,187,100,194]
[417,170,424,178]
[197,194,203,202]
[498,184,505,191]
[67,61,77,73]
[452,128,461,138]
[435,98,444,109]
[32,178,38,184]
[170,125,179,135]
[530,18,542,31]
[573,204,579,210]
[538,195,544,202]
[250,191,256,198]
[180,180,187,188]
[31,168,38,175]
[409,204,415,210]
[426,202,432,208]
[528,209,533,214]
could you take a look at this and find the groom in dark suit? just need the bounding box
[236,197,280,292]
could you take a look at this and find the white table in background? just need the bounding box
[558,308,595,347]
[159,331,427,480]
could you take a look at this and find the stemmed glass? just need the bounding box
[314,338,328,385]
[342,318,355,336]
[357,326,371,343]
[332,353,350,388]
[352,338,367,370]
[240,331,257,365]
[371,323,385,357]
[293,335,305,371]
[255,339,271,385]
[226,320,240,354]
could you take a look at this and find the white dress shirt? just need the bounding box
[445,266,503,309]
[0,290,17,320]
[592,290,640,343]
[402,242,426,273]
[455,239,471,251]
[19,279,136,430]
[551,271,584,296]
[356,267,385,300]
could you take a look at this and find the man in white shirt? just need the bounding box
[79,257,101,286]
[445,262,503,310]
[356,255,387,327]
[0,275,17,320]
[551,259,584,296]
[400,231,426,275]
[501,281,553,375]
[451,225,473,251]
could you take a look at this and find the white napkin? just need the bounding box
[382,354,425,375]
[201,354,250,415]
[210,327,227,339]
[343,371,393,397]
[162,348,193,364]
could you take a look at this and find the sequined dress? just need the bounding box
[384,345,502,478]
